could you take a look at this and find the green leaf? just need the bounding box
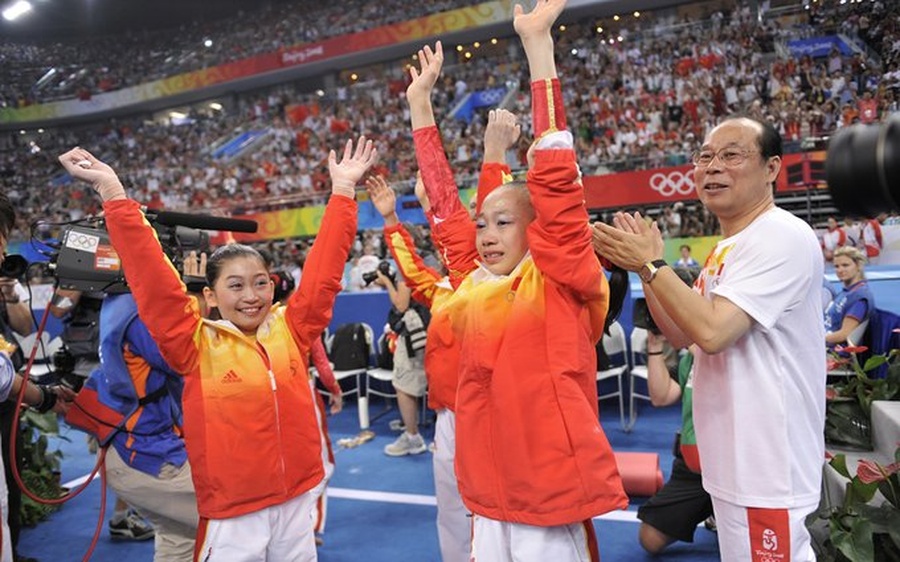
[862,355,888,373]
[831,454,851,478]
[831,516,875,562]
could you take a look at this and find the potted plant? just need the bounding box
[814,445,900,561]
[825,348,900,450]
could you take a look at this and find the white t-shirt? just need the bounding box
[693,207,825,508]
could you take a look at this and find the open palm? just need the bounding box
[406,41,443,103]
[513,0,567,38]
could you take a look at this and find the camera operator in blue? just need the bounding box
[824,245,875,347]
[83,291,198,561]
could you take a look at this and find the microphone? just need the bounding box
[145,209,258,233]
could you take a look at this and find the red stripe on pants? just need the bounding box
[747,507,791,561]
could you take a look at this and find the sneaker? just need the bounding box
[384,432,427,456]
[109,510,155,541]
[389,419,406,432]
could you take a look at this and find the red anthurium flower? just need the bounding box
[825,387,838,400]
[857,459,900,485]
[839,345,868,354]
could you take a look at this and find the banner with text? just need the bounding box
[584,151,827,210]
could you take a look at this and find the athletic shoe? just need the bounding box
[109,510,155,541]
[384,432,427,456]
[389,419,406,432]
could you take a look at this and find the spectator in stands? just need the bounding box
[821,216,847,261]
[861,215,884,261]
[594,115,825,562]
[58,135,376,560]
[673,244,700,270]
[825,245,875,347]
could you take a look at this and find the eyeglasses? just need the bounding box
[691,147,760,168]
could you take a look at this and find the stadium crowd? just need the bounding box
[1,0,898,275]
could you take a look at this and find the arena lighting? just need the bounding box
[350,73,358,81]
[634,11,641,17]
[490,38,497,45]
[596,26,603,33]
[203,38,213,47]
[208,102,222,111]
[169,111,186,119]
[315,89,324,96]
[613,14,620,21]
[456,45,463,52]
[558,24,566,31]
[2,0,32,21]
[473,41,480,48]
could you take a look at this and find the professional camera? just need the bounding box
[362,260,396,286]
[47,210,257,293]
[826,113,900,216]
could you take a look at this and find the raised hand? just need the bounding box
[328,136,378,198]
[58,147,127,202]
[513,0,567,40]
[406,41,444,106]
[483,109,521,163]
[365,175,399,224]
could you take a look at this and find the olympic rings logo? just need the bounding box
[65,232,99,253]
[649,170,695,197]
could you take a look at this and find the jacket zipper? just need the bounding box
[256,342,288,496]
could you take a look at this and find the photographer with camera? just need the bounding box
[370,253,431,458]
[0,192,75,562]
[59,136,376,560]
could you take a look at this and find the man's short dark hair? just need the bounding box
[721,115,783,160]
[0,192,15,239]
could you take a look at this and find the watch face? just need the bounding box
[639,264,653,283]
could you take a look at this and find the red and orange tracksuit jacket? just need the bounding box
[435,78,627,526]
[395,131,511,411]
[103,195,356,520]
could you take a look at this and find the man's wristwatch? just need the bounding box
[639,259,669,284]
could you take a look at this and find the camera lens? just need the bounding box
[0,255,27,279]
[826,114,900,216]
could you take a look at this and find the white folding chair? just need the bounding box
[362,332,397,425]
[597,321,628,431]
[327,322,374,429]
[627,327,651,431]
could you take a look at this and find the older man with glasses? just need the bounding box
[593,116,825,562]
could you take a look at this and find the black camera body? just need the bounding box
[50,219,209,293]
[363,260,396,286]
[632,298,661,335]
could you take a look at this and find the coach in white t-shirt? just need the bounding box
[593,116,825,562]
